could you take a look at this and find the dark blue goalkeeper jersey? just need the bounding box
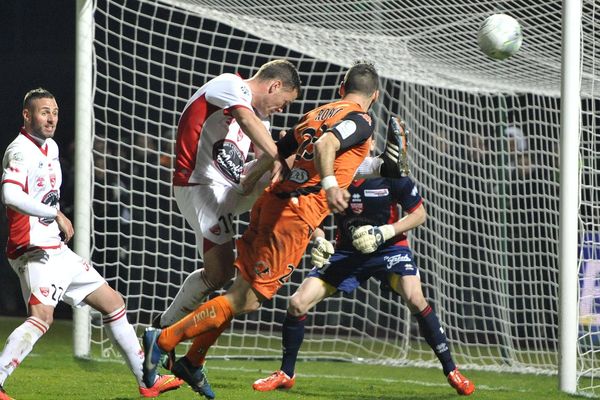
[334,177,423,251]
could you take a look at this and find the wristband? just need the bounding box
[321,175,338,190]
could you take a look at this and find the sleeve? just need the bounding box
[390,177,423,213]
[2,146,28,189]
[276,125,300,158]
[328,111,375,151]
[2,183,57,219]
[204,74,253,113]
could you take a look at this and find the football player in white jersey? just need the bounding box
[156,60,302,331]
[0,88,184,400]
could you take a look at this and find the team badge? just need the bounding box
[350,193,363,214]
[254,261,271,277]
[209,223,221,235]
[39,287,50,297]
[36,177,45,187]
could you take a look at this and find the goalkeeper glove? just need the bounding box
[311,237,335,268]
[352,224,396,254]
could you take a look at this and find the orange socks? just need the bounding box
[158,295,234,352]
[185,321,231,366]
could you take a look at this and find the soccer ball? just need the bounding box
[477,14,523,60]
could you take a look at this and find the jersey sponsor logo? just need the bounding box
[213,139,244,183]
[364,188,389,197]
[335,120,357,140]
[288,168,309,184]
[384,253,412,269]
[315,107,342,121]
[36,177,45,187]
[39,190,60,225]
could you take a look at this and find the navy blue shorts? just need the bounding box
[307,245,418,294]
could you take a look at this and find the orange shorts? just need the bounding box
[234,192,313,300]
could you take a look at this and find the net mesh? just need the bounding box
[89,0,599,394]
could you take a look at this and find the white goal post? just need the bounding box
[74,0,600,396]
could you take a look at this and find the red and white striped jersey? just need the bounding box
[2,129,62,258]
[173,73,270,188]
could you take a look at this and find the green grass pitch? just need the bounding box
[0,316,585,399]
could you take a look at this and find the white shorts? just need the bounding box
[174,162,269,254]
[9,245,105,309]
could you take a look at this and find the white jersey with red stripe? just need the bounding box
[2,129,62,258]
[173,73,270,188]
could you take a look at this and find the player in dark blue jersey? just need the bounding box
[252,176,475,396]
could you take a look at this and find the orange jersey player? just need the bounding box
[235,99,374,298]
[141,62,380,399]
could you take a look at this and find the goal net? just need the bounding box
[87,0,599,395]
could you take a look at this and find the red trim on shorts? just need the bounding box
[28,293,42,306]
[203,237,217,253]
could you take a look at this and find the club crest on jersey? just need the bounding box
[213,139,244,183]
[209,223,221,235]
[350,193,363,214]
[288,168,309,184]
[36,177,45,187]
[39,287,50,297]
[254,261,271,277]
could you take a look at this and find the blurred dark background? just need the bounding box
[0,1,76,319]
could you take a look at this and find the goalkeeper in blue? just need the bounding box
[252,175,475,396]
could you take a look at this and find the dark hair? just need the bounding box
[255,59,301,93]
[23,87,55,110]
[343,61,379,96]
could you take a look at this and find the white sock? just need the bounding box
[103,306,145,387]
[355,156,382,178]
[0,316,48,386]
[160,269,212,327]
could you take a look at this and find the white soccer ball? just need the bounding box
[477,14,523,60]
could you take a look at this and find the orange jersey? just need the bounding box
[271,100,374,228]
[234,100,374,299]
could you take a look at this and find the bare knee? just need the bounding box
[287,295,309,317]
[405,293,428,314]
[29,305,55,326]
